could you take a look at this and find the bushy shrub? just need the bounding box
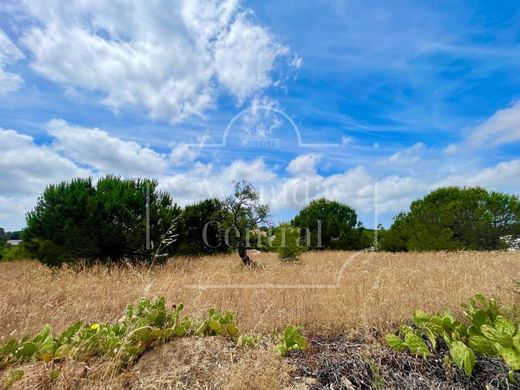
[177,199,229,255]
[0,243,34,261]
[272,224,306,262]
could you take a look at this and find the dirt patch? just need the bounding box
[130,337,238,389]
[130,337,298,390]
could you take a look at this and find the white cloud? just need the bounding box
[375,142,433,176]
[340,136,352,145]
[17,0,293,123]
[215,14,289,101]
[47,119,168,176]
[170,143,200,165]
[222,158,277,182]
[440,159,520,193]
[465,159,520,189]
[0,29,23,96]
[158,172,226,205]
[0,128,90,229]
[383,142,425,166]
[2,124,520,231]
[158,157,277,207]
[467,100,520,148]
[0,128,88,196]
[286,153,321,177]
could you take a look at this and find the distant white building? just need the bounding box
[6,239,22,246]
[501,235,520,251]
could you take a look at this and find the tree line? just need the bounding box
[1,176,519,266]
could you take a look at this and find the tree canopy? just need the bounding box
[24,176,179,266]
[177,198,228,255]
[7,180,520,266]
[291,198,358,249]
[223,181,271,245]
[381,187,520,251]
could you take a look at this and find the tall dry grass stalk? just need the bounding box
[0,251,518,340]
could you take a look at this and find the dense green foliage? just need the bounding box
[386,294,520,381]
[381,187,520,251]
[291,198,358,250]
[0,244,33,261]
[23,176,179,266]
[0,228,21,244]
[176,199,228,255]
[0,229,26,261]
[380,213,410,252]
[6,181,520,265]
[0,227,22,245]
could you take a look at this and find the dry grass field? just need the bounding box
[0,251,519,389]
[1,251,518,339]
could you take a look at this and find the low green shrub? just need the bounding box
[386,293,520,381]
[275,325,308,356]
[195,308,240,338]
[237,334,260,347]
[0,297,240,371]
[0,243,34,261]
[272,224,306,262]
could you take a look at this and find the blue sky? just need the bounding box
[1,0,520,231]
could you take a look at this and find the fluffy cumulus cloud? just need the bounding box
[273,163,428,215]
[170,143,200,165]
[440,159,520,193]
[0,128,89,229]
[222,158,277,183]
[17,0,292,122]
[47,120,169,176]
[0,128,87,196]
[0,29,24,96]
[214,14,289,102]
[381,143,425,166]
[286,153,321,177]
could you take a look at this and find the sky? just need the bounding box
[1,0,520,231]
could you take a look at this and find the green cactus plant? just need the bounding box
[386,293,520,380]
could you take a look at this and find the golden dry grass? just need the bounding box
[0,250,519,341]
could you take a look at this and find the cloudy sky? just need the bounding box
[1,0,520,230]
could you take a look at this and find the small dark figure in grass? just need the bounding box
[238,240,252,267]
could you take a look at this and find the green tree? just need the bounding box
[385,187,520,251]
[380,213,410,252]
[291,198,358,249]
[24,176,179,266]
[177,199,228,255]
[223,181,271,245]
[0,228,7,244]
